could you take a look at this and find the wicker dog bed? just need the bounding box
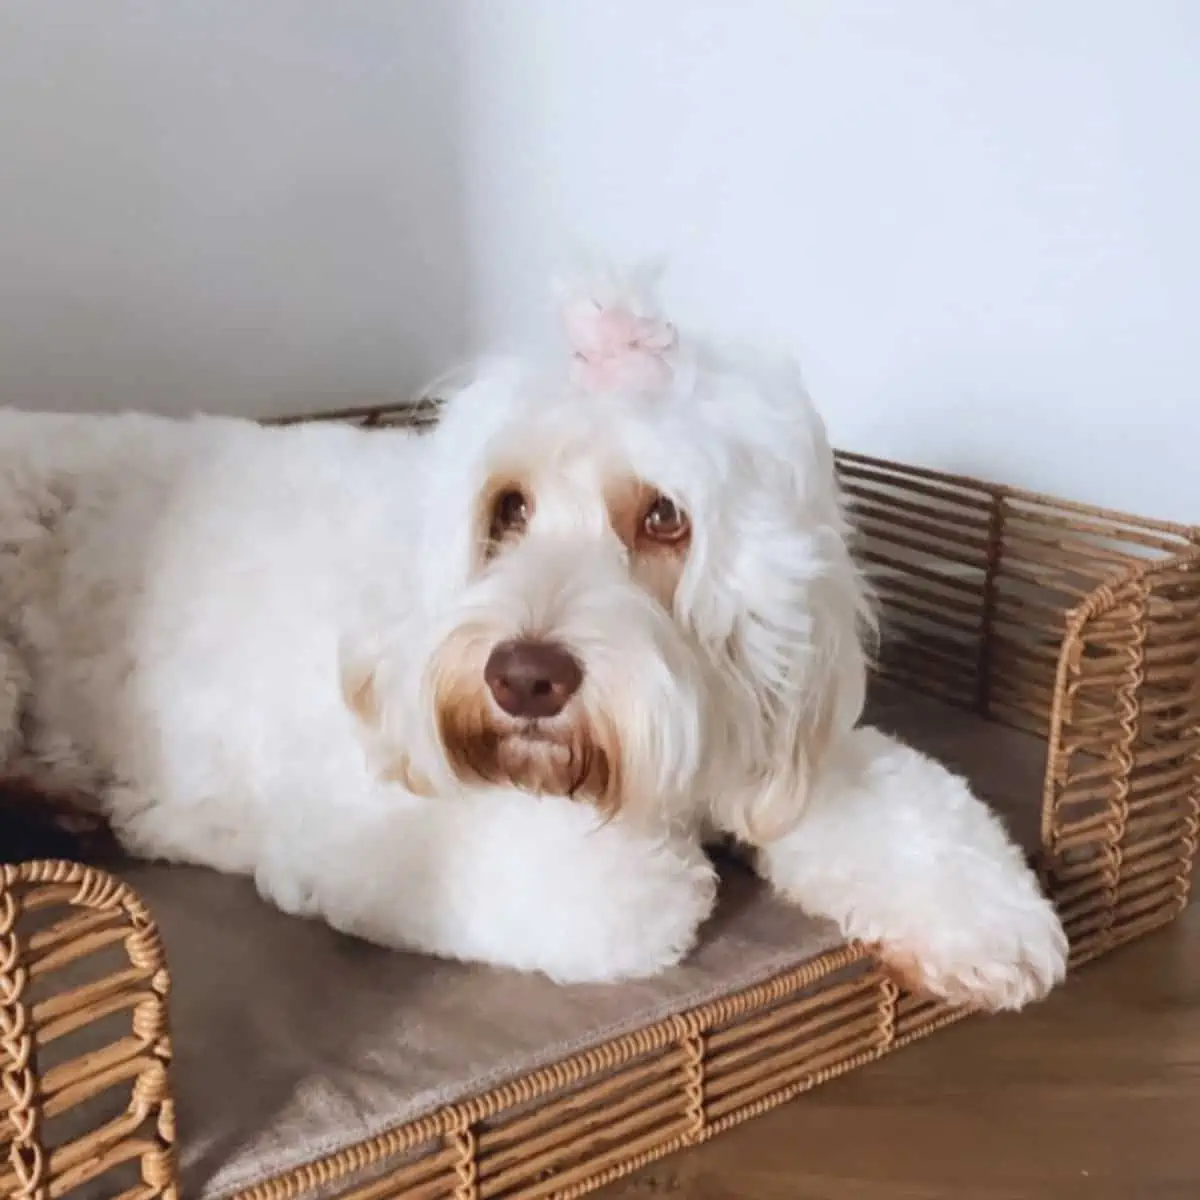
[2,404,1197,1200]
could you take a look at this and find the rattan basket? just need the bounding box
[3,402,1198,1200]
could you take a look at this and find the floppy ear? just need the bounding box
[702,368,874,846]
[715,508,872,845]
[339,641,438,797]
[741,534,871,844]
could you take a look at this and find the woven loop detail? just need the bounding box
[678,1027,707,1142]
[449,1120,479,1200]
[0,865,177,1200]
[72,869,127,910]
[1,878,46,1200]
[878,976,900,1049]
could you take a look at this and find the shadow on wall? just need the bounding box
[0,1,471,419]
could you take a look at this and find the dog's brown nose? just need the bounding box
[484,640,583,719]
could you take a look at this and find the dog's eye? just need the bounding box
[491,488,530,536]
[641,495,690,544]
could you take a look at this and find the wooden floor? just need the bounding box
[601,903,1200,1200]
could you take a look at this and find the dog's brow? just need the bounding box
[603,477,654,550]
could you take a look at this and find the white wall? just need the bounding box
[0,2,470,418]
[0,2,1196,522]
[459,0,1199,523]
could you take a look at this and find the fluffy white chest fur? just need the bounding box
[0,277,1067,1010]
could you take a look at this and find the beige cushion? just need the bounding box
[60,686,1049,1198]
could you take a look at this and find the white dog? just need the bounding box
[0,268,1066,1010]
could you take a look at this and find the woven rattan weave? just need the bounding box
[3,401,1197,1200]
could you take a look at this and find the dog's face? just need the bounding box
[417,420,709,820]
[346,321,871,841]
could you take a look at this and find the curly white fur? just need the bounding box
[0,267,1066,1007]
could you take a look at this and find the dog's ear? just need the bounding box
[723,540,871,844]
[699,368,874,846]
[341,654,381,730]
[340,645,438,797]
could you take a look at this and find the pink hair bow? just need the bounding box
[562,297,678,394]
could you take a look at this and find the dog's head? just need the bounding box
[345,267,872,840]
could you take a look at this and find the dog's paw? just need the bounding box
[873,884,1067,1012]
[254,857,323,920]
[537,838,719,985]
[755,727,1070,1013]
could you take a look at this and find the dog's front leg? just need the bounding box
[749,727,1068,1012]
[256,787,717,984]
